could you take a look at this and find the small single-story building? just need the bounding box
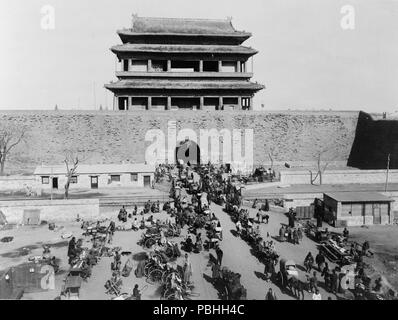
[323,192,394,227]
[33,163,155,190]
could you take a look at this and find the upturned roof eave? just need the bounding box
[117,29,252,38]
[110,45,258,56]
[105,81,265,91]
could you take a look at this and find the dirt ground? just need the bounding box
[1,202,397,300]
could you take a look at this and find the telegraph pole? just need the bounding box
[385,153,391,192]
[50,167,53,201]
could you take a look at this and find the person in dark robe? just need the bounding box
[264,199,270,212]
[279,225,286,241]
[132,284,141,300]
[315,252,326,271]
[67,237,76,265]
[296,280,305,300]
[293,229,299,245]
[304,252,314,273]
[265,288,277,300]
[211,262,220,284]
[343,227,349,240]
[288,209,295,228]
[330,269,338,294]
[309,271,318,293]
[207,193,211,206]
[322,262,331,291]
[185,236,193,253]
[216,247,223,266]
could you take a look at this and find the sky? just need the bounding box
[0,0,397,112]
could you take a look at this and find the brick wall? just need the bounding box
[280,169,398,185]
[0,110,359,174]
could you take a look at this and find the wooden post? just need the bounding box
[237,96,242,110]
[219,97,223,110]
[199,60,203,72]
[199,97,204,110]
[147,97,152,110]
[148,59,152,72]
[249,97,253,110]
[218,61,222,72]
[167,60,171,72]
[236,61,241,73]
[167,96,171,110]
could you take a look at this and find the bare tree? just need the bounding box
[0,124,27,175]
[64,151,80,199]
[267,146,275,171]
[309,148,332,185]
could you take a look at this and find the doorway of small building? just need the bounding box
[52,177,58,189]
[175,139,201,166]
[373,203,382,225]
[171,97,200,110]
[143,176,151,188]
[91,176,98,189]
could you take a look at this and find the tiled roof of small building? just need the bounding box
[105,79,264,91]
[111,44,257,55]
[324,192,394,203]
[119,15,250,36]
[34,163,155,175]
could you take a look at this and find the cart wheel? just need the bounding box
[165,247,174,257]
[148,269,163,284]
[145,238,156,248]
[166,292,178,300]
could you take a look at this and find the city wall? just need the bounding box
[279,169,398,185]
[0,110,359,174]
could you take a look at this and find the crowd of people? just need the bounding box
[58,161,392,301]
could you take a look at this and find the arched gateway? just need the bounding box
[175,139,201,165]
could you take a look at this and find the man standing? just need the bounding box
[265,288,277,300]
[207,192,211,206]
[343,227,349,240]
[216,247,224,266]
[330,269,338,294]
[133,284,141,300]
[315,252,326,271]
[312,289,322,300]
[309,271,318,293]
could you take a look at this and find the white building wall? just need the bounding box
[34,172,154,190]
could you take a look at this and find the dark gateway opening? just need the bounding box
[175,139,201,165]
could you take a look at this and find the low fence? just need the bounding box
[0,199,100,224]
[279,169,398,185]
